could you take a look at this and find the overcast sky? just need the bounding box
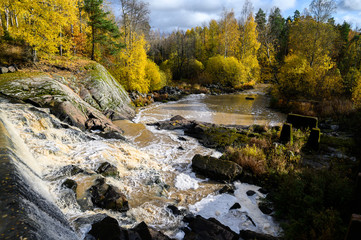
[109,0,361,32]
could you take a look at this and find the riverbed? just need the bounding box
[0,86,285,239]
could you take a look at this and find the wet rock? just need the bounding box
[258,188,268,194]
[258,201,273,215]
[62,179,77,193]
[239,230,279,240]
[167,205,186,216]
[87,216,122,240]
[178,146,185,150]
[88,178,129,212]
[171,115,186,121]
[86,217,171,240]
[96,162,118,177]
[97,130,126,140]
[246,190,256,196]
[245,97,255,100]
[192,154,242,181]
[59,165,85,176]
[178,136,187,141]
[183,215,238,240]
[219,184,235,194]
[54,101,88,130]
[85,117,104,131]
[229,203,241,210]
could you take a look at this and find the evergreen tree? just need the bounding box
[83,0,121,60]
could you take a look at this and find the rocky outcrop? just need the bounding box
[192,154,242,181]
[0,63,135,135]
[86,216,172,240]
[79,64,135,120]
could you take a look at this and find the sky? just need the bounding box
[109,0,361,32]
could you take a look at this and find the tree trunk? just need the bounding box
[91,26,95,60]
[33,48,37,63]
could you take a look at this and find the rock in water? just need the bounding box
[62,179,77,193]
[87,217,171,240]
[192,154,242,181]
[87,216,122,240]
[88,178,129,212]
[96,162,118,177]
[183,215,238,240]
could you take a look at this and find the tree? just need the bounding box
[238,14,261,82]
[83,0,121,60]
[310,0,336,23]
[119,0,150,48]
[219,9,240,57]
[5,0,77,61]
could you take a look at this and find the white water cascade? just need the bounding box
[0,88,283,239]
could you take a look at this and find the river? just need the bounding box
[0,85,285,239]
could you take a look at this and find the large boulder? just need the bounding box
[86,216,172,240]
[0,63,134,134]
[79,64,135,120]
[183,215,238,240]
[192,154,242,181]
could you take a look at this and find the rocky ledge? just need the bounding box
[0,62,135,136]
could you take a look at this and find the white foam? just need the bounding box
[189,182,280,236]
[174,173,199,190]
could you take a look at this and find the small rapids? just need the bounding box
[0,87,284,239]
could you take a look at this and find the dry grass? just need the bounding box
[225,145,267,175]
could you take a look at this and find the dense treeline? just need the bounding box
[0,0,165,93]
[1,0,361,103]
[148,0,361,106]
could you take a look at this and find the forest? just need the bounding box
[1,0,360,107]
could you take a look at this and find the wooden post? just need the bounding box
[345,214,361,240]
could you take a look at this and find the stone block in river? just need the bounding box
[192,154,242,181]
[287,113,318,129]
[306,128,321,150]
[280,123,293,144]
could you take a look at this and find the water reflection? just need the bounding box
[135,85,285,126]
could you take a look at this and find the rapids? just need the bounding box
[0,86,285,239]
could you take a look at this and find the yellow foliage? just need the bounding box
[239,15,261,82]
[110,34,164,93]
[279,53,342,99]
[7,0,77,56]
[206,55,246,86]
[145,59,166,91]
[352,75,361,108]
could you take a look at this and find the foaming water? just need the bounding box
[0,86,284,239]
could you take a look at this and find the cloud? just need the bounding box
[272,0,296,11]
[340,0,361,11]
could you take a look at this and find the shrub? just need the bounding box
[205,55,246,87]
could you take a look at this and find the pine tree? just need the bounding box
[83,0,121,60]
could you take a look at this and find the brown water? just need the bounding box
[132,85,285,126]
